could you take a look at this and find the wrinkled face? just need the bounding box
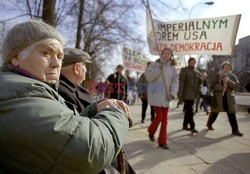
[189,59,196,67]
[223,64,231,73]
[12,43,63,84]
[77,62,87,84]
[161,50,172,61]
[202,73,207,80]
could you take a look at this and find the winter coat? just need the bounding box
[210,72,239,113]
[145,59,179,107]
[58,75,93,113]
[137,73,148,100]
[106,72,127,100]
[178,66,202,100]
[0,71,129,174]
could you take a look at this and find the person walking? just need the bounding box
[125,70,136,105]
[95,80,106,100]
[206,61,243,136]
[0,20,130,174]
[145,48,179,149]
[137,62,155,123]
[178,57,202,133]
[106,65,127,101]
[195,72,209,114]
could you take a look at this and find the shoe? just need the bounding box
[191,129,198,133]
[149,134,155,142]
[141,120,145,123]
[206,111,210,115]
[232,131,243,136]
[183,126,191,131]
[159,144,169,149]
[207,124,214,130]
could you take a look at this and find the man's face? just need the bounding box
[117,67,123,74]
[202,73,207,80]
[77,62,87,84]
[189,59,196,67]
[13,43,63,84]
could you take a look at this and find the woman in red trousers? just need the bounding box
[145,48,179,149]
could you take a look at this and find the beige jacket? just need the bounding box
[145,59,179,107]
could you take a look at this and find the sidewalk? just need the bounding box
[123,100,250,174]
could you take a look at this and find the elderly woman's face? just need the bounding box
[13,43,63,84]
[223,64,231,73]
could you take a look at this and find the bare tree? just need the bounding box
[0,0,70,26]
[75,0,85,49]
[42,0,56,26]
[0,0,185,81]
[66,0,146,80]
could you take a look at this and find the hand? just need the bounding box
[178,98,183,105]
[223,81,228,88]
[97,99,132,127]
[168,95,174,101]
[223,77,229,83]
[159,62,163,69]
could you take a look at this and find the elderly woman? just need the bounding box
[0,20,130,173]
[206,61,243,136]
[145,47,179,149]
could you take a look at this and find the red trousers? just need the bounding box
[148,106,169,145]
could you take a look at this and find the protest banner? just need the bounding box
[122,46,149,72]
[147,9,241,56]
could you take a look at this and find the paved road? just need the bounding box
[123,100,250,174]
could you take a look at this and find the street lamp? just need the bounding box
[188,1,214,19]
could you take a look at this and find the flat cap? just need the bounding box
[63,47,91,67]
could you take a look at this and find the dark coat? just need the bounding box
[58,75,93,113]
[137,73,148,100]
[106,72,127,100]
[211,72,239,113]
[178,66,202,100]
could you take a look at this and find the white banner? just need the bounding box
[147,11,241,56]
[122,46,149,72]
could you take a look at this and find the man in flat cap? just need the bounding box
[58,48,136,174]
[58,47,93,113]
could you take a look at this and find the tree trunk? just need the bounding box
[75,0,85,49]
[42,0,56,27]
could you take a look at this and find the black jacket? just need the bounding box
[58,75,93,113]
[106,72,127,100]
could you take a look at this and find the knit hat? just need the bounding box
[2,20,64,63]
[221,61,231,70]
[62,48,92,67]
